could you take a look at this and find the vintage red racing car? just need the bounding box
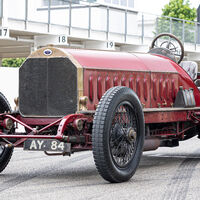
[0,33,200,183]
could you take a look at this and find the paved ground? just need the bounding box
[1,137,200,200]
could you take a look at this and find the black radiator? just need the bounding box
[19,57,77,117]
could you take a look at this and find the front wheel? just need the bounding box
[92,86,145,183]
[0,92,13,173]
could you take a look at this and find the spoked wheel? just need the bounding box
[92,86,145,183]
[0,142,13,173]
[110,102,138,168]
[0,92,13,173]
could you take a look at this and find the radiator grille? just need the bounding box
[19,57,77,116]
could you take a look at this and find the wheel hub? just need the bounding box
[127,127,136,142]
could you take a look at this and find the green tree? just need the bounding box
[157,0,197,43]
[2,58,26,68]
[162,0,196,21]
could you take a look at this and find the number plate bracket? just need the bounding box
[24,139,71,153]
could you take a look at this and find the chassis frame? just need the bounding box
[0,106,200,152]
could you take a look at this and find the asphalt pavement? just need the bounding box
[1,137,200,200]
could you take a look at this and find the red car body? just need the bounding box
[0,37,200,182]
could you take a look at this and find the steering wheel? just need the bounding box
[150,33,184,64]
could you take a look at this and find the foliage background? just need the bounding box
[2,58,26,68]
[157,0,197,43]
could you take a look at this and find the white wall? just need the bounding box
[0,68,19,110]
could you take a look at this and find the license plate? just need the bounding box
[24,139,71,152]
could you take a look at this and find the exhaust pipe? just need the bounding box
[143,138,160,151]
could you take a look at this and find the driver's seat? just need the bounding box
[179,61,198,80]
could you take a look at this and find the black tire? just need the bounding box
[92,86,145,183]
[0,92,13,173]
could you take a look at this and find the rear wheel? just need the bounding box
[92,86,145,183]
[0,92,13,173]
